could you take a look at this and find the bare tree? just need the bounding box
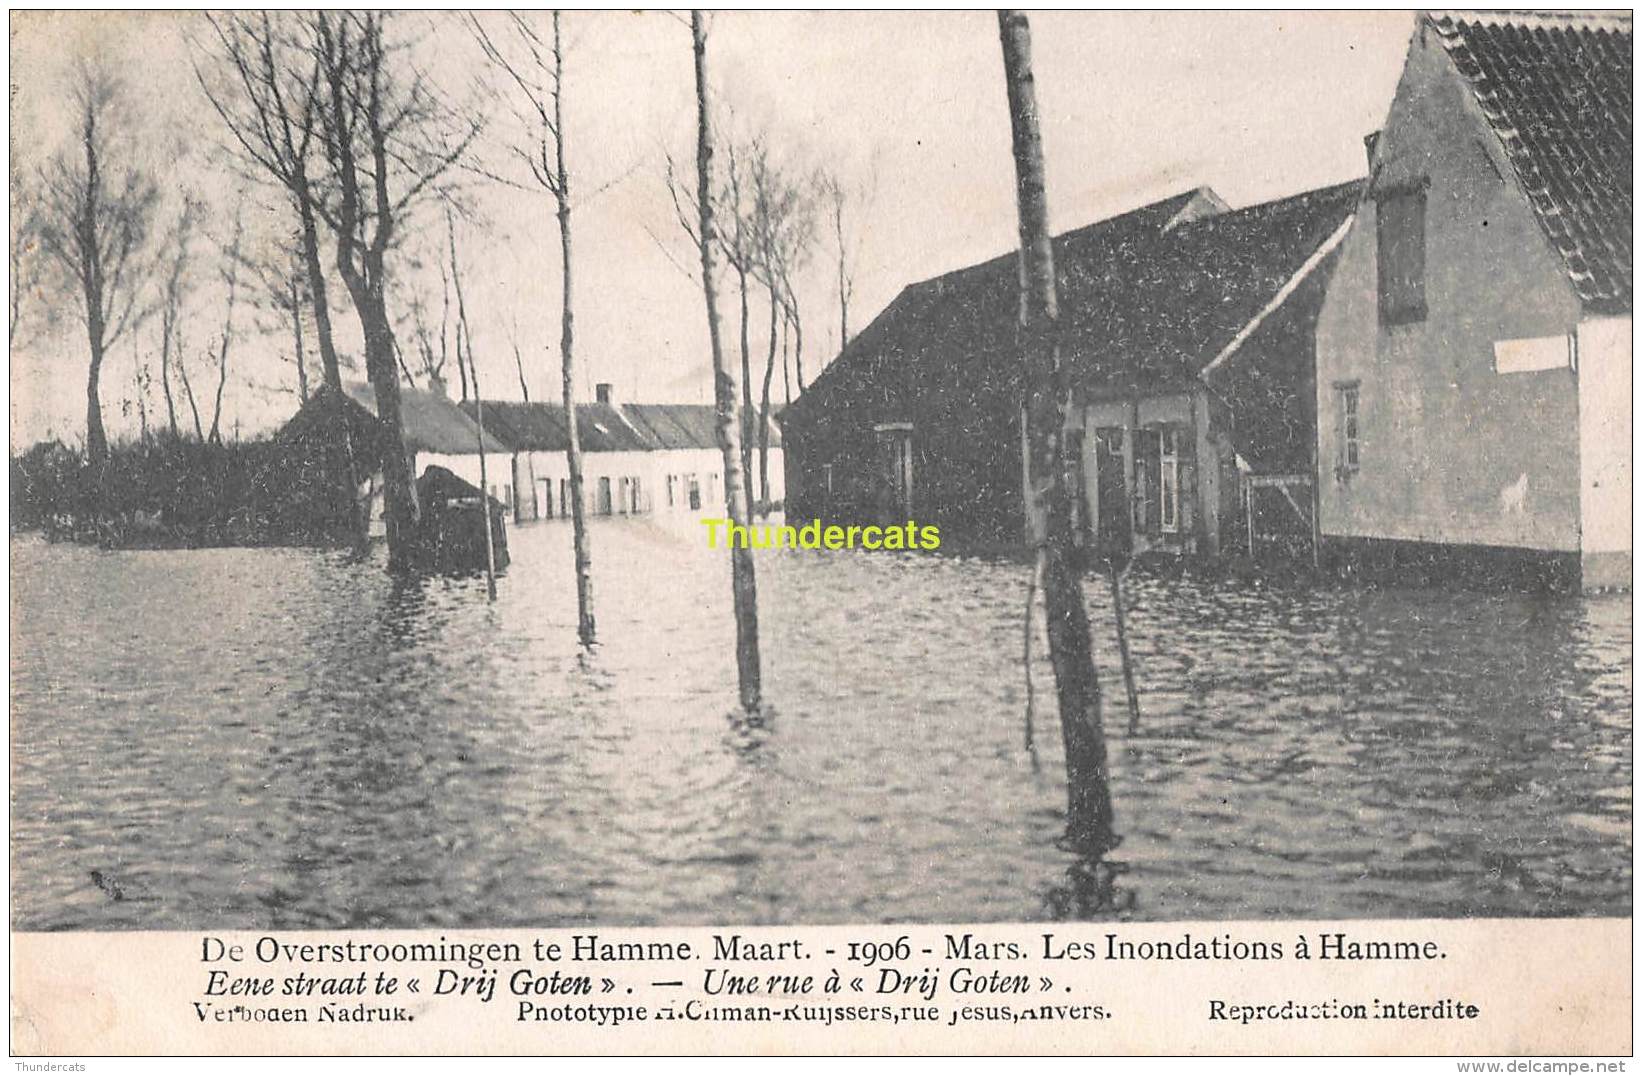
[35,60,159,464]
[720,137,762,520]
[751,150,817,507]
[692,11,761,711]
[404,275,445,392]
[235,231,318,403]
[10,172,43,343]
[195,12,345,394]
[447,207,497,599]
[666,129,761,520]
[507,314,530,402]
[817,158,875,375]
[999,10,1115,855]
[308,10,483,570]
[469,9,594,642]
[151,198,202,441]
[205,204,244,445]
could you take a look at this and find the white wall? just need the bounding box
[516,446,784,521]
[1577,315,1632,578]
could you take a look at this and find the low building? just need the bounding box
[274,382,512,544]
[461,383,784,523]
[1314,12,1631,591]
[784,181,1364,556]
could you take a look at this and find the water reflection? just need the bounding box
[8,521,1632,930]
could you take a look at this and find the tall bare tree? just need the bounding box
[308,11,482,570]
[446,207,497,599]
[35,60,159,463]
[469,10,594,642]
[507,314,530,403]
[999,10,1115,855]
[196,12,345,394]
[205,204,244,445]
[152,197,202,441]
[751,151,817,507]
[692,11,761,711]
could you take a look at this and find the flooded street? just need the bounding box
[10,520,1631,930]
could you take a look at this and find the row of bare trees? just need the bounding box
[192,11,481,568]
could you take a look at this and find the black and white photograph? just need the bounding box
[6,7,1633,1057]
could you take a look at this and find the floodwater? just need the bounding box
[9,518,1632,930]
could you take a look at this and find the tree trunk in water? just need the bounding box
[735,266,755,519]
[359,284,420,571]
[297,193,360,545]
[999,9,1115,856]
[693,10,761,712]
[758,285,777,507]
[447,210,496,598]
[555,9,595,646]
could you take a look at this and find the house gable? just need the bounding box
[1314,15,1598,554]
[1430,12,1632,313]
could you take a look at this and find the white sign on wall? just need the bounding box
[1493,333,1575,374]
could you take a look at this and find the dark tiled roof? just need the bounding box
[342,382,505,455]
[1431,12,1633,310]
[624,404,781,450]
[788,188,1229,421]
[461,401,653,452]
[786,182,1363,417]
[1065,179,1365,396]
[456,401,776,453]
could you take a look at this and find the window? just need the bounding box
[597,477,613,515]
[1376,185,1426,324]
[666,475,676,508]
[503,484,512,513]
[560,479,569,516]
[687,474,701,511]
[1336,383,1360,475]
[1159,428,1180,534]
[630,476,642,514]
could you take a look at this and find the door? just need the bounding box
[1062,427,1092,548]
[876,426,913,521]
[1094,427,1130,554]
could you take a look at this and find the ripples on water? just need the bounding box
[9,518,1631,930]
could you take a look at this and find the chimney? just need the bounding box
[595,382,615,406]
[1363,130,1382,171]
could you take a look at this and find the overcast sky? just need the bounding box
[8,10,1415,449]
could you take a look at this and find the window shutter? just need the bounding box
[1376,187,1427,323]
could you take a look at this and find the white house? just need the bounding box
[461,383,785,523]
